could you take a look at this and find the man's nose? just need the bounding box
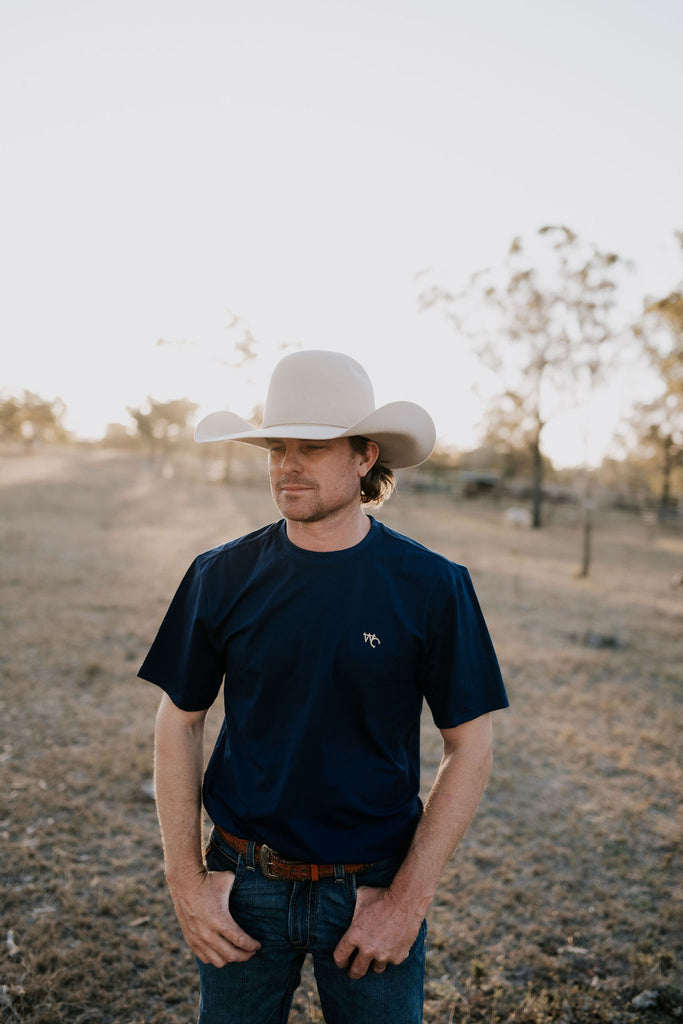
[278,445,303,471]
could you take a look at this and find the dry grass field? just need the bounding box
[1,446,681,1023]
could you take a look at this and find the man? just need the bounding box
[139,349,509,1024]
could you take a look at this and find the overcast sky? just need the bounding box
[2,0,682,465]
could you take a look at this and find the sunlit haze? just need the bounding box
[2,0,682,468]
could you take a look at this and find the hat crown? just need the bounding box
[262,350,375,430]
[194,347,436,469]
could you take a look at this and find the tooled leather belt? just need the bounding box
[214,825,372,882]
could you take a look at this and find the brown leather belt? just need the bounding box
[214,826,372,882]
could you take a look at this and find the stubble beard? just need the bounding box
[274,489,329,523]
[273,481,354,524]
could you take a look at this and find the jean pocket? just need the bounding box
[344,869,358,904]
[205,829,241,874]
[344,853,401,905]
[355,855,403,891]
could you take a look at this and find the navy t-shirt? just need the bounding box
[138,516,508,862]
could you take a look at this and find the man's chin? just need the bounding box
[274,495,321,522]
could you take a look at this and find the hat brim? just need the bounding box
[194,401,436,469]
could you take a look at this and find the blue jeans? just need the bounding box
[197,828,426,1024]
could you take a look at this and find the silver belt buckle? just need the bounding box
[259,843,279,880]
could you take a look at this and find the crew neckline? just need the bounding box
[277,515,378,559]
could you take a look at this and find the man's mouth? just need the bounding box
[278,479,316,492]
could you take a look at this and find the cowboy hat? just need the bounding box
[194,350,436,469]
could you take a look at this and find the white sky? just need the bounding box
[2,0,682,467]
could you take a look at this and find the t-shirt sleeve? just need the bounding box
[137,557,225,711]
[420,565,509,729]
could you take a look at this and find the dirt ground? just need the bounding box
[1,446,681,1023]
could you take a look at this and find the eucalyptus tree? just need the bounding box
[420,226,629,559]
[128,398,199,473]
[632,233,683,513]
[0,390,68,446]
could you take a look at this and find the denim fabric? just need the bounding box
[196,828,426,1024]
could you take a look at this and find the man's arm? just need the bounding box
[333,712,493,979]
[154,692,260,966]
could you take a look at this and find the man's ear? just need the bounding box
[359,440,380,475]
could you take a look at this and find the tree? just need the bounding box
[127,397,198,465]
[0,390,69,447]
[632,232,683,514]
[0,394,23,439]
[103,421,138,449]
[419,226,629,548]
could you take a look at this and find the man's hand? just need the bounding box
[333,885,424,980]
[169,869,261,967]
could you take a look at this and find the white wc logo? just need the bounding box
[363,633,381,648]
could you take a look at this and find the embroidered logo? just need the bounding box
[363,632,381,648]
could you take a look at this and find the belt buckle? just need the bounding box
[259,843,280,880]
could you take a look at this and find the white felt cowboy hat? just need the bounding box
[194,350,436,469]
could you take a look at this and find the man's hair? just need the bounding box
[349,436,396,506]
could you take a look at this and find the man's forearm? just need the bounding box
[152,694,261,965]
[333,713,494,977]
[390,713,494,917]
[154,694,208,885]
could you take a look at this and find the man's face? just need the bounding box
[267,437,375,523]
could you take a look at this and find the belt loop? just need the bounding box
[245,840,256,871]
[334,863,345,884]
